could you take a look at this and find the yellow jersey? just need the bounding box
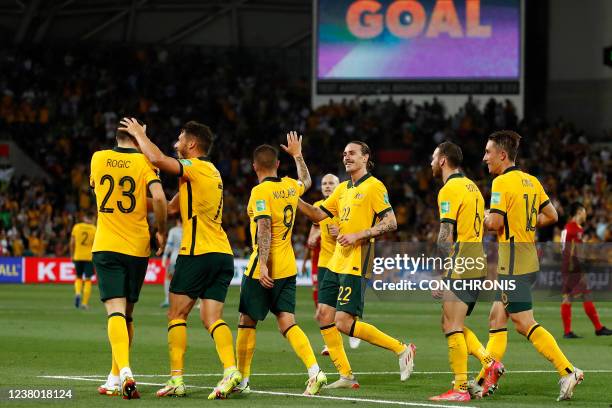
[489,166,550,275]
[313,199,339,268]
[320,173,391,278]
[90,147,160,257]
[437,173,486,279]
[245,176,305,280]
[177,157,232,256]
[71,222,97,261]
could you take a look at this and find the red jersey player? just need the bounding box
[560,202,611,338]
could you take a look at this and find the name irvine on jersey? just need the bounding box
[272,187,296,199]
[106,158,131,168]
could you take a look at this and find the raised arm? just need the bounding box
[281,131,312,191]
[119,117,181,175]
[149,181,168,255]
[537,201,558,228]
[298,199,329,223]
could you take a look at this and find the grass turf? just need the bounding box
[1,284,611,407]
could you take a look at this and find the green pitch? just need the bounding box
[2,284,611,407]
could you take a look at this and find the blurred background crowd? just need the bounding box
[0,48,610,257]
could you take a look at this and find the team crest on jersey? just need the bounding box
[179,159,192,166]
[256,200,266,211]
[354,192,364,200]
[491,192,501,205]
[441,201,450,214]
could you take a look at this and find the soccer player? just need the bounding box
[119,118,240,400]
[481,130,583,401]
[428,142,502,402]
[91,127,167,399]
[560,202,612,338]
[297,141,416,388]
[70,212,96,310]
[307,174,361,355]
[161,218,182,308]
[235,133,327,396]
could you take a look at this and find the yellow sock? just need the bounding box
[82,280,92,306]
[74,278,83,296]
[111,317,134,375]
[476,328,507,384]
[209,320,236,370]
[107,313,130,370]
[168,319,187,377]
[447,331,468,392]
[236,325,257,379]
[284,325,317,369]
[351,320,405,354]
[527,324,574,376]
[463,326,494,366]
[320,324,353,378]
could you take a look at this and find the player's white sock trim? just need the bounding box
[308,364,321,378]
[119,367,133,379]
[107,373,120,386]
[239,377,249,387]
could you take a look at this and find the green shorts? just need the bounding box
[495,272,536,313]
[445,278,483,316]
[74,261,94,279]
[170,253,233,301]
[239,275,296,321]
[317,266,330,292]
[319,270,366,318]
[92,252,148,303]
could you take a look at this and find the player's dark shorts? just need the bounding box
[495,272,537,313]
[74,260,94,279]
[319,269,367,318]
[170,253,233,301]
[445,278,482,316]
[92,251,148,303]
[239,275,296,321]
[317,266,330,292]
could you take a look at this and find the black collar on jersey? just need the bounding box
[445,172,464,184]
[261,176,282,183]
[348,172,371,188]
[503,165,520,174]
[113,146,139,153]
[197,156,211,162]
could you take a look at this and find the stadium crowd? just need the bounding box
[0,47,610,257]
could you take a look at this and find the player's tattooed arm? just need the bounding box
[257,217,274,288]
[339,210,397,246]
[297,199,329,223]
[437,222,454,256]
[118,117,181,175]
[281,131,312,191]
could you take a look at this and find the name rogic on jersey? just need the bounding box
[437,173,486,279]
[177,157,232,256]
[90,147,160,257]
[245,176,305,280]
[71,222,97,261]
[489,166,551,275]
[313,199,339,269]
[319,173,391,278]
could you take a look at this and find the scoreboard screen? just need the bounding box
[315,0,522,94]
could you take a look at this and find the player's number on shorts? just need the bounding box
[338,286,352,303]
[99,174,137,214]
[340,207,351,222]
[282,205,294,240]
[523,193,537,232]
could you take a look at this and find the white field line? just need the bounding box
[39,375,477,408]
[40,369,612,379]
